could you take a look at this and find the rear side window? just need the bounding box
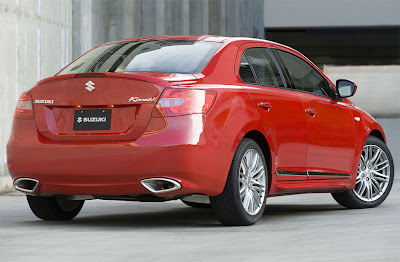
[244,48,284,88]
[276,50,334,98]
[239,54,257,85]
[58,40,222,75]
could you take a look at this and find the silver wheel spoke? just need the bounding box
[366,183,372,200]
[363,147,370,162]
[358,180,366,196]
[356,173,363,184]
[252,170,265,181]
[251,165,264,178]
[371,170,389,181]
[371,178,382,194]
[374,162,389,172]
[359,155,367,169]
[249,152,258,173]
[249,191,255,213]
[239,184,246,199]
[240,160,248,176]
[374,159,388,167]
[246,151,253,171]
[251,189,262,207]
[370,149,382,167]
[251,179,265,189]
[371,170,389,178]
[243,190,251,210]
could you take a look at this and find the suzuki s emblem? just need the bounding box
[85,81,95,92]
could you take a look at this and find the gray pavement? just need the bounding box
[1,184,399,262]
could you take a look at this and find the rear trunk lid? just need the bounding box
[31,72,196,142]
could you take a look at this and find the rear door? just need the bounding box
[275,49,356,179]
[237,44,308,181]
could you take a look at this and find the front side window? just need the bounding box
[276,50,334,98]
[243,48,284,88]
[58,40,222,75]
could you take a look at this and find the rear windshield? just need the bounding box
[58,40,222,75]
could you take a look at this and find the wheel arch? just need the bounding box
[369,129,385,143]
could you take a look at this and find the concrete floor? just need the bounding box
[1,184,399,262]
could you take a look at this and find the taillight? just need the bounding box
[152,88,216,117]
[14,91,34,119]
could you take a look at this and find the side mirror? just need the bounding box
[336,79,357,98]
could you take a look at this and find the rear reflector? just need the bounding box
[15,91,34,119]
[152,88,216,117]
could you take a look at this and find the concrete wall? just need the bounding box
[72,0,264,59]
[324,65,400,118]
[264,0,400,28]
[0,0,72,179]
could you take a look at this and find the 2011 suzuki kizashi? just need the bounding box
[7,35,394,226]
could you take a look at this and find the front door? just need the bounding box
[275,49,356,179]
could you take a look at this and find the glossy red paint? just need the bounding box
[7,35,386,200]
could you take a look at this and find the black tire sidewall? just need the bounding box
[27,195,84,220]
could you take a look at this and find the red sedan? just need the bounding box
[7,35,394,226]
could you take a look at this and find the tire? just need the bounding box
[332,136,394,209]
[210,138,268,226]
[181,200,211,208]
[27,195,84,221]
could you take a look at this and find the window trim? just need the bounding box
[240,52,259,85]
[237,46,289,90]
[272,48,337,100]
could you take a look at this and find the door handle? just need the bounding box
[305,107,317,116]
[258,101,272,110]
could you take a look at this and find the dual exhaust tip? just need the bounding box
[14,177,181,195]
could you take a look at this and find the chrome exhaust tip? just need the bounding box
[140,178,181,194]
[13,178,39,194]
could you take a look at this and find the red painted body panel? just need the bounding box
[7,35,387,199]
[295,92,356,177]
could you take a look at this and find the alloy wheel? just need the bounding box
[238,149,267,215]
[354,145,391,202]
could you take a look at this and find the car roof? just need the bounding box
[101,35,291,49]
[99,35,300,61]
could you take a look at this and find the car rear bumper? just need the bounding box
[6,115,232,197]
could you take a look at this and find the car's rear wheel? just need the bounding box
[27,195,84,220]
[210,138,268,226]
[332,136,394,208]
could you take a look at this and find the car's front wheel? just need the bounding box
[332,136,394,208]
[210,138,268,226]
[27,195,84,220]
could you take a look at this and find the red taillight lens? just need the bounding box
[152,88,216,117]
[14,91,34,119]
